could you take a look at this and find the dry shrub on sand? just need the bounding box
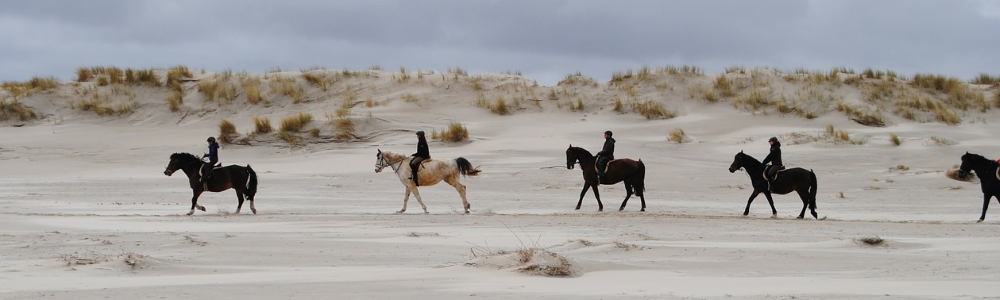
[218,119,238,144]
[433,121,469,142]
[945,168,976,182]
[464,247,580,277]
[855,236,885,246]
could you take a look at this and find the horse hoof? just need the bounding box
[977,219,984,223]
[251,209,257,214]
[771,214,778,219]
[198,206,206,212]
[423,211,429,214]
[396,210,405,214]
[186,211,194,216]
[796,216,804,219]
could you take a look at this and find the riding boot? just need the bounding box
[411,171,419,187]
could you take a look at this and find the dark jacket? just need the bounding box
[204,143,219,164]
[596,137,615,158]
[412,137,430,159]
[761,141,782,167]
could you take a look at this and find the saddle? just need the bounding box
[763,165,786,182]
[594,159,617,174]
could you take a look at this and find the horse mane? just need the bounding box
[379,150,408,162]
[569,146,593,157]
[963,152,996,166]
[171,152,201,162]
[738,151,762,166]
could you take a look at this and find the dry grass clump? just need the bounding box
[269,75,304,103]
[945,168,976,182]
[713,75,736,98]
[301,72,330,91]
[972,73,1000,85]
[557,72,597,86]
[166,91,183,112]
[253,116,273,134]
[631,100,674,119]
[889,133,901,146]
[432,121,469,142]
[855,235,885,246]
[929,136,954,146]
[165,65,192,92]
[835,101,885,127]
[279,112,313,132]
[475,93,511,115]
[0,99,39,121]
[933,106,961,125]
[668,128,687,143]
[218,119,238,144]
[2,76,61,100]
[241,77,266,105]
[197,78,222,103]
[74,93,139,116]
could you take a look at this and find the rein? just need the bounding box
[379,154,405,171]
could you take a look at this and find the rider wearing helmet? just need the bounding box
[761,136,783,192]
[201,137,220,187]
[595,130,615,182]
[410,131,430,186]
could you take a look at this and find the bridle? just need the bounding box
[376,152,405,172]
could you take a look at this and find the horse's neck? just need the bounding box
[181,160,205,178]
[741,155,764,174]
[385,153,411,172]
[574,149,595,165]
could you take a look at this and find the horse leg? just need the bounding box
[795,189,810,219]
[445,177,471,214]
[249,199,257,214]
[763,191,778,218]
[619,182,633,211]
[235,190,245,214]
[575,184,591,210]
[409,187,429,214]
[591,184,604,212]
[188,189,205,215]
[978,194,992,222]
[398,189,412,213]
[743,190,761,216]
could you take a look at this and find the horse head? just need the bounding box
[164,153,198,176]
[729,151,745,173]
[565,145,577,170]
[375,149,388,173]
[958,151,974,179]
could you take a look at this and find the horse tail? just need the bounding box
[634,159,646,196]
[246,165,258,201]
[808,169,817,210]
[455,157,482,176]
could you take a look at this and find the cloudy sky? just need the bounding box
[1,0,998,85]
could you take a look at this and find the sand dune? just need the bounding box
[1,67,999,299]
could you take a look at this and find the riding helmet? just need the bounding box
[207,136,216,143]
[768,136,778,143]
[604,130,613,136]
[415,130,425,137]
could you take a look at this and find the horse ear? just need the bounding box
[378,149,382,153]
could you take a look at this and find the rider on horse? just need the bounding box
[761,136,783,192]
[201,136,220,186]
[596,130,615,182]
[410,131,430,187]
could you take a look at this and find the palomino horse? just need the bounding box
[728,151,818,219]
[375,149,481,213]
[163,153,258,215]
[565,145,646,212]
[958,152,1000,222]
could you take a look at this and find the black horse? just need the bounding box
[163,153,258,215]
[958,152,1000,222]
[728,151,818,219]
[565,145,646,212]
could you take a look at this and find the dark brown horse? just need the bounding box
[565,145,646,211]
[728,151,818,219]
[957,152,1000,222]
[163,153,258,215]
